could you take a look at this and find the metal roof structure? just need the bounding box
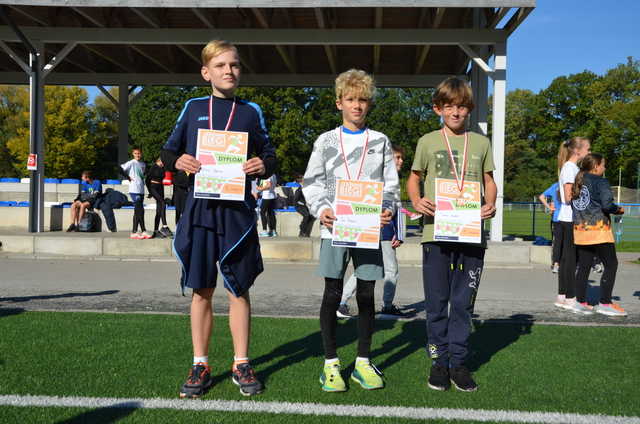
[0,1,535,240]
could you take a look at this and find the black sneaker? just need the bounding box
[427,364,451,391]
[380,304,408,317]
[231,363,264,396]
[160,226,174,238]
[336,304,353,318]
[154,230,166,239]
[66,224,77,232]
[450,366,478,392]
[180,364,213,398]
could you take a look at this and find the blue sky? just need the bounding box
[507,0,639,93]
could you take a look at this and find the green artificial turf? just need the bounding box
[0,311,639,423]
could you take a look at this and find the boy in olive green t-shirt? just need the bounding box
[407,77,497,393]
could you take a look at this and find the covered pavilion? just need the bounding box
[0,1,535,240]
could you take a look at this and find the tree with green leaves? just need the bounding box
[4,85,107,179]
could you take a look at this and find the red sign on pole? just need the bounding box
[27,153,37,171]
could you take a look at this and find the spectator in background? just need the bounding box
[146,157,173,238]
[120,147,152,240]
[538,182,561,273]
[294,174,315,237]
[257,174,278,237]
[172,170,189,225]
[572,153,626,316]
[66,170,102,232]
[555,137,591,313]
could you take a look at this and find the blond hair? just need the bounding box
[557,136,590,174]
[201,40,237,66]
[432,77,474,111]
[335,69,376,101]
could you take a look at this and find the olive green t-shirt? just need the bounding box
[411,129,495,245]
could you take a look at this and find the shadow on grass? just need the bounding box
[55,403,138,424]
[370,320,424,371]
[0,290,119,303]
[467,314,534,372]
[215,319,397,386]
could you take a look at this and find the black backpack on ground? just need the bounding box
[78,210,102,232]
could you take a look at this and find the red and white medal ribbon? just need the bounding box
[338,127,369,180]
[441,128,468,194]
[209,95,237,131]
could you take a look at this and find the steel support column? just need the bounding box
[28,41,45,232]
[490,42,507,242]
[469,9,489,136]
[117,83,129,165]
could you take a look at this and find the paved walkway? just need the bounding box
[1,256,638,324]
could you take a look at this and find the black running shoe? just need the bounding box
[379,304,408,317]
[66,224,77,232]
[180,364,213,398]
[427,364,451,391]
[154,230,166,239]
[450,366,478,392]
[336,304,353,318]
[231,363,264,396]
[160,226,174,238]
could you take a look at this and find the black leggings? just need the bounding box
[260,198,276,232]
[320,277,376,359]
[557,221,576,298]
[131,193,146,233]
[551,221,564,264]
[575,243,618,304]
[148,183,167,231]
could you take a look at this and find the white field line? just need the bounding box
[1,395,639,424]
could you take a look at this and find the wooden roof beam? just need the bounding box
[415,7,445,74]
[190,8,214,28]
[70,7,105,27]
[488,7,510,28]
[7,6,48,27]
[251,8,296,73]
[314,8,337,74]
[129,44,173,73]
[82,44,136,73]
[373,7,382,73]
[503,7,533,35]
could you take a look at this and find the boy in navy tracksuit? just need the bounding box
[161,40,276,398]
[407,77,497,392]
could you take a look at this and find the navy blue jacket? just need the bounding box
[161,95,277,295]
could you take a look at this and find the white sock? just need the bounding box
[193,356,208,365]
[355,356,369,364]
[324,358,339,365]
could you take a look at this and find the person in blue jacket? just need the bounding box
[160,40,277,399]
[66,170,102,232]
[538,182,561,272]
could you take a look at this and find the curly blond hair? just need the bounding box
[201,40,237,66]
[335,69,376,101]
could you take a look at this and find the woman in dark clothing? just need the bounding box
[572,153,626,316]
[146,158,173,238]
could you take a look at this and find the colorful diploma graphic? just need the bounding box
[332,179,383,249]
[194,129,248,201]
[433,178,482,243]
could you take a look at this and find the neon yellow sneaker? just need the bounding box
[351,359,384,390]
[319,361,346,392]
